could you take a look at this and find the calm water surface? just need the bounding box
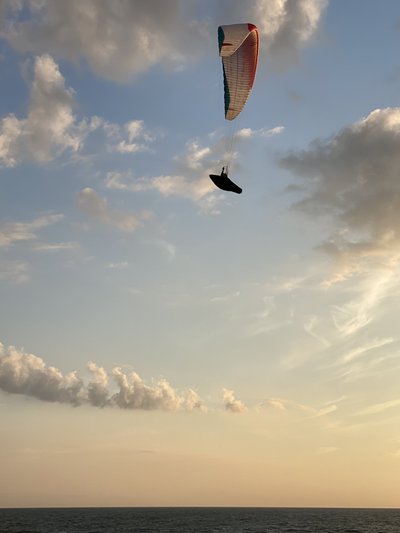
[0,507,399,533]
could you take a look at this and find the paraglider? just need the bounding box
[209,167,242,194]
[209,23,259,194]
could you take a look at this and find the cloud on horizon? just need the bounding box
[0,341,206,412]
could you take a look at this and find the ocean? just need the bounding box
[0,507,399,532]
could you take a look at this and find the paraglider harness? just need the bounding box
[208,165,242,194]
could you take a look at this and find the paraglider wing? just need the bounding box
[218,23,259,121]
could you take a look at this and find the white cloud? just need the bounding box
[0,343,86,405]
[236,126,284,139]
[111,367,204,411]
[105,135,242,214]
[247,0,328,65]
[0,213,63,247]
[0,54,155,167]
[76,187,150,231]
[86,361,109,407]
[222,388,247,413]
[0,54,87,166]
[0,341,206,412]
[113,120,154,154]
[0,1,328,80]
[281,108,400,283]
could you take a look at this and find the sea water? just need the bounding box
[0,507,399,532]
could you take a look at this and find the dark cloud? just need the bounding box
[281,108,400,281]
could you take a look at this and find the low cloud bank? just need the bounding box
[0,342,206,412]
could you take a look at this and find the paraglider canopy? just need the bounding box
[218,23,259,121]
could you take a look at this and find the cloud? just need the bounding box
[281,108,400,282]
[0,0,209,81]
[236,126,284,139]
[331,270,397,336]
[339,337,394,365]
[0,343,86,405]
[105,132,252,214]
[356,398,400,416]
[0,341,206,412]
[105,141,221,214]
[247,0,328,66]
[0,1,328,80]
[0,54,155,167]
[100,119,154,155]
[114,120,154,154]
[258,397,338,418]
[261,398,288,411]
[0,213,63,247]
[111,367,204,411]
[0,54,87,167]
[0,260,30,284]
[222,388,247,413]
[76,187,150,231]
[31,241,79,252]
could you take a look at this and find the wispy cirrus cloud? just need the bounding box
[356,398,400,416]
[331,269,398,337]
[257,397,338,418]
[0,213,63,247]
[31,241,79,252]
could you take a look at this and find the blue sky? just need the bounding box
[1,0,400,507]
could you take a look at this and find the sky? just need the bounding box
[1,0,400,508]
